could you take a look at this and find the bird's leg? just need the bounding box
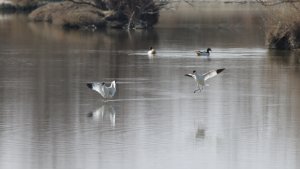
[194,85,201,93]
[194,85,205,93]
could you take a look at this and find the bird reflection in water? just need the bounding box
[195,128,205,140]
[148,54,154,60]
[195,122,206,141]
[147,52,156,60]
[87,104,116,127]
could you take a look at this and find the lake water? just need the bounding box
[0,3,300,169]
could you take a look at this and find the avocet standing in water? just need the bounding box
[86,81,116,100]
[195,48,212,56]
[185,68,225,93]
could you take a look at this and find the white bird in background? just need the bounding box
[86,81,116,99]
[195,48,212,56]
[185,68,225,93]
[147,46,156,55]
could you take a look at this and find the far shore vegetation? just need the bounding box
[1,0,300,50]
[256,0,300,50]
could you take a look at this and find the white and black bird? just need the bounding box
[195,48,212,56]
[147,46,156,55]
[86,81,116,99]
[185,68,225,93]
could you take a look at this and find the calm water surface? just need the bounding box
[0,4,300,169]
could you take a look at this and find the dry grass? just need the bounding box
[265,4,300,49]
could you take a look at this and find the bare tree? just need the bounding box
[65,0,169,29]
[100,0,168,29]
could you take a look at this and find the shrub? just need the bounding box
[94,0,165,29]
[264,4,300,49]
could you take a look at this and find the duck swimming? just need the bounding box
[147,46,156,55]
[195,48,212,56]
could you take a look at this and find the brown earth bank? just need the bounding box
[28,0,162,30]
[29,1,110,29]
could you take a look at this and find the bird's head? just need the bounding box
[149,46,153,50]
[207,48,212,52]
[193,70,196,73]
[101,82,105,86]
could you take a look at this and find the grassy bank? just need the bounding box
[263,4,300,50]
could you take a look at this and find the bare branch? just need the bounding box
[127,11,135,30]
[66,0,98,8]
[256,0,300,6]
[184,0,194,7]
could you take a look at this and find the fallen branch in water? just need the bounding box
[127,11,135,30]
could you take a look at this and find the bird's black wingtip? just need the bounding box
[217,68,225,74]
[86,83,93,89]
[185,74,193,78]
